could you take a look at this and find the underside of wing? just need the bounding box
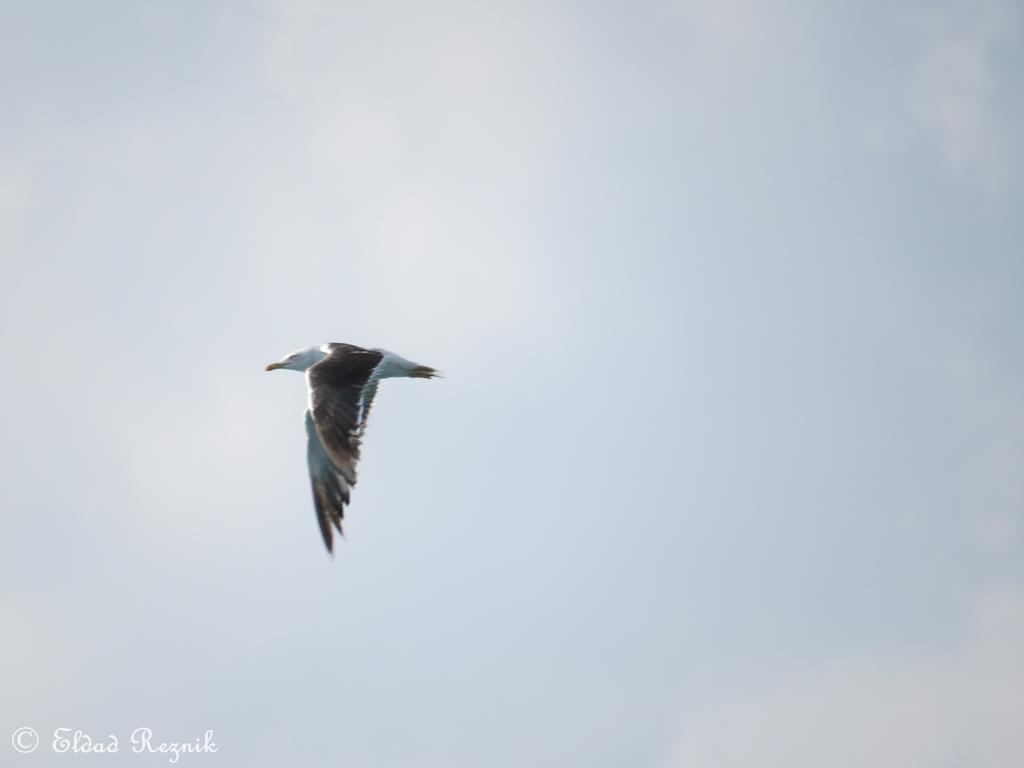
[305,410,351,553]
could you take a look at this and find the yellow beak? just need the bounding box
[265,362,283,371]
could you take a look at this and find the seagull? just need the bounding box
[266,343,439,553]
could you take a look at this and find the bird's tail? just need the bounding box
[408,365,441,379]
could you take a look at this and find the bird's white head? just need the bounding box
[265,345,327,373]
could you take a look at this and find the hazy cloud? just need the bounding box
[1,2,1021,766]
[667,585,1024,768]
[911,0,1017,191]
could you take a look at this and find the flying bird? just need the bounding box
[266,343,439,553]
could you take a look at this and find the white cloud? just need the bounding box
[909,0,1017,192]
[0,593,72,722]
[665,584,1024,768]
[0,166,31,256]
[256,1,595,352]
[943,334,1024,558]
[2,3,1022,765]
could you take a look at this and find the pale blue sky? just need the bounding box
[2,1,1023,766]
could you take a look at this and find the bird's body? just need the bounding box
[266,343,439,553]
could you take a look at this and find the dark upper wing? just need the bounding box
[306,344,385,489]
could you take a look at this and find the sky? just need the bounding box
[1,1,1022,766]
